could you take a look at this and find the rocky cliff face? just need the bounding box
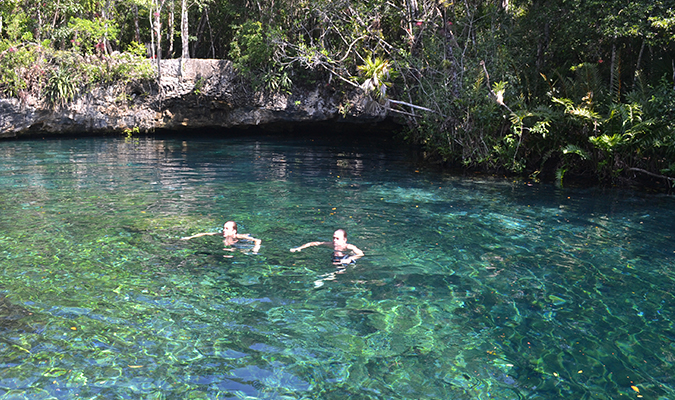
[0,59,390,138]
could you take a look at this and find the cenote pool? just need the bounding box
[0,133,673,399]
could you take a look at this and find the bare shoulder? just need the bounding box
[347,243,363,253]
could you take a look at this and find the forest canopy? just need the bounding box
[2,0,675,186]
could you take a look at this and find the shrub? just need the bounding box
[68,17,119,55]
[229,21,271,74]
[0,41,37,97]
[44,65,78,107]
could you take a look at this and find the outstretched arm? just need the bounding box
[290,241,328,252]
[181,232,219,240]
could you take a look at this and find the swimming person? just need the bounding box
[290,229,364,265]
[181,220,261,255]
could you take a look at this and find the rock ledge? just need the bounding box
[0,59,390,138]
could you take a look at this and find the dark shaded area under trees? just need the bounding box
[1,0,675,188]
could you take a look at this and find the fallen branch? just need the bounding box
[628,167,675,183]
[387,98,436,113]
[386,107,422,118]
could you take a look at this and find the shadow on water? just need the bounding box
[0,295,37,334]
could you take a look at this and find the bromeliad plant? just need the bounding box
[44,65,78,108]
[357,56,397,99]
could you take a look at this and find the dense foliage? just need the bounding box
[1,0,675,186]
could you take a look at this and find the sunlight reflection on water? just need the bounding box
[0,135,674,399]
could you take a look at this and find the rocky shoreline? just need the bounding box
[0,59,391,139]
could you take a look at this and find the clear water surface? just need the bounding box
[0,133,673,399]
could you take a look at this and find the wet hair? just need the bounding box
[224,221,238,233]
[335,229,347,239]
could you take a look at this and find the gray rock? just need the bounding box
[0,59,389,138]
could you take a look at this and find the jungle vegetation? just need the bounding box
[1,0,675,186]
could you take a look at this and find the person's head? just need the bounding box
[223,221,238,236]
[333,229,347,247]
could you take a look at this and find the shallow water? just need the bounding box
[0,133,673,399]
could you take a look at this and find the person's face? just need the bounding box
[333,230,347,248]
[223,222,237,237]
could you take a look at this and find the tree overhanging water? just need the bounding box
[1,0,675,187]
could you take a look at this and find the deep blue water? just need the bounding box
[0,133,673,399]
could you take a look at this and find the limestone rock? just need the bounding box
[0,59,389,138]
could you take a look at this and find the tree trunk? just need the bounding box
[609,41,617,99]
[36,8,42,40]
[181,0,189,59]
[133,4,141,43]
[149,3,156,59]
[155,6,162,59]
[192,9,207,58]
[536,21,549,72]
[206,8,215,58]
[633,39,645,90]
[152,0,165,79]
[168,0,175,58]
[102,0,113,55]
[51,0,61,32]
[405,0,417,49]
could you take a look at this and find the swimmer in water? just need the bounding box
[290,229,363,265]
[181,220,261,255]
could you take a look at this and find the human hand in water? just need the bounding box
[290,247,301,252]
[340,257,354,265]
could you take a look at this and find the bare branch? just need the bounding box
[337,35,368,63]
[387,99,437,113]
[628,168,675,183]
[480,60,513,114]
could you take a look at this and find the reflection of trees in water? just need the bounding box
[2,137,396,199]
[336,154,364,176]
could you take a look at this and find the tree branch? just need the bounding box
[628,168,675,183]
[387,99,437,114]
[480,60,513,114]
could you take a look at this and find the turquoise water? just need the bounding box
[0,133,674,399]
